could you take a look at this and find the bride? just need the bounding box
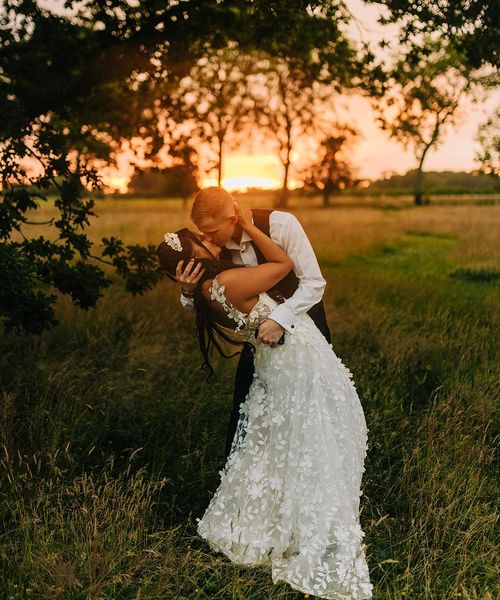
[157,203,373,599]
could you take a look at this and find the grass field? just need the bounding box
[1,195,499,599]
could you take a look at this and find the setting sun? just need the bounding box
[202,154,282,191]
[203,176,281,191]
[201,153,304,191]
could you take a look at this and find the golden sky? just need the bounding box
[104,90,499,193]
[36,0,500,192]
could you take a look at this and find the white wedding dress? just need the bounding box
[196,277,373,599]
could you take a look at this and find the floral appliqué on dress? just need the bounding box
[197,275,374,599]
[209,276,275,340]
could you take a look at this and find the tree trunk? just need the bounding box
[277,132,292,209]
[414,150,428,205]
[217,134,224,187]
[322,186,330,208]
[277,160,290,208]
[323,164,335,208]
[414,170,423,205]
[415,126,439,205]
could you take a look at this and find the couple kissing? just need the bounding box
[157,186,373,600]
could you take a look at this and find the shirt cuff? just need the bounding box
[180,292,195,311]
[268,303,298,334]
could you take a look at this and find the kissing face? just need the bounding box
[192,234,221,260]
[195,210,237,247]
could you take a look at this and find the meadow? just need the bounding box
[1,195,498,599]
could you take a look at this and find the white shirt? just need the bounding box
[180,210,326,334]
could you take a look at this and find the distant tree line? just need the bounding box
[362,170,500,196]
[128,165,198,206]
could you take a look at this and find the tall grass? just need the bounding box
[1,197,498,598]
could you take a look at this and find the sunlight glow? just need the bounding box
[205,154,283,190]
[202,176,281,191]
[105,176,129,193]
[200,153,305,191]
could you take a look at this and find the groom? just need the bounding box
[177,186,332,460]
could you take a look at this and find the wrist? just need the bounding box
[181,288,195,297]
[242,223,257,234]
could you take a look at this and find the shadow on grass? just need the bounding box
[449,266,500,283]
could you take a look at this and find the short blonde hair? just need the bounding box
[190,186,234,225]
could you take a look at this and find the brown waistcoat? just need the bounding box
[220,208,331,343]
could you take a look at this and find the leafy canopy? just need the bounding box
[1,1,378,333]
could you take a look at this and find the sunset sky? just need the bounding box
[40,0,500,192]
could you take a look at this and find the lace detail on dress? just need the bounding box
[199,276,373,599]
[209,276,276,340]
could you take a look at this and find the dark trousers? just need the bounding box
[223,301,331,461]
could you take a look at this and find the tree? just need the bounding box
[364,169,500,194]
[256,61,325,208]
[475,107,500,177]
[2,0,376,334]
[250,3,382,209]
[370,0,499,68]
[302,126,358,207]
[167,137,200,206]
[255,59,353,208]
[0,3,169,334]
[375,39,478,205]
[128,168,170,196]
[169,46,256,187]
[128,139,199,205]
[129,164,198,199]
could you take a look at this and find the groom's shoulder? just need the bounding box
[269,209,304,227]
[252,207,304,230]
[253,207,300,220]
